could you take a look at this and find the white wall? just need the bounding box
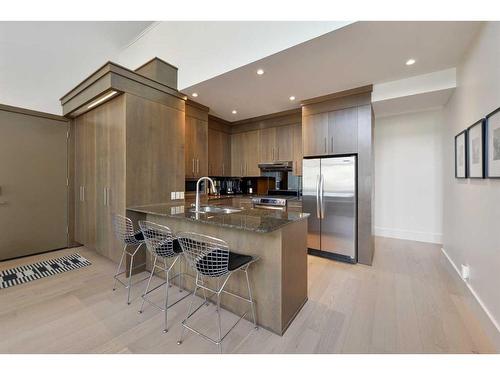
[442,22,500,335]
[375,109,443,243]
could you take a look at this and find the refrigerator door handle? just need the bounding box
[319,174,325,219]
[315,174,320,219]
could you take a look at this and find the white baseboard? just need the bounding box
[441,247,500,350]
[374,226,442,244]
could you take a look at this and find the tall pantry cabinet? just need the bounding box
[66,61,186,264]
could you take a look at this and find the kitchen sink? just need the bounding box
[190,206,242,214]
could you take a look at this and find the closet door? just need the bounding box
[94,95,126,262]
[74,112,96,248]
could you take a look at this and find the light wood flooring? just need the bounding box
[0,237,496,354]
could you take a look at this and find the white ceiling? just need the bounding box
[0,21,152,114]
[116,21,351,89]
[183,21,482,121]
[0,21,483,118]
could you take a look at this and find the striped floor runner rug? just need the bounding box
[0,253,91,289]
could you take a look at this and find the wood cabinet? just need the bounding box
[208,128,231,176]
[275,125,294,161]
[231,130,261,177]
[302,112,329,157]
[231,132,244,176]
[292,123,303,176]
[328,107,358,154]
[185,102,208,179]
[302,107,358,157]
[185,116,208,178]
[94,96,126,262]
[259,127,276,162]
[74,114,96,248]
[244,130,261,176]
[72,93,185,263]
[259,125,294,162]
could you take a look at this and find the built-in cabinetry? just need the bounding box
[208,115,232,177]
[301,86,374,265]
[65,60,186,263]
[231,130,261,177]
[302,101,360,157]
[185,101,209,179]
[259,125,294,162]
[233,109,303,176]
[292,123,303,176]
[208,128,231,176]
[74,114,96,248]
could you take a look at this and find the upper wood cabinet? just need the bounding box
[260,125,294,162]
[292,123,303,176]
[259,127,276,162]
[208,128,231,176]
[302,107,358,157]
[231,130,261,177]
[276,125,294,161]
[231,132,244,176]
[302,112,329,157]
[244,130,261,176]
[328,107,358,154]
[185,102,209,178]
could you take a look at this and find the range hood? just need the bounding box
[258,161,293,172]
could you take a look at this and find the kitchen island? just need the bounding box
[127,198,309,335]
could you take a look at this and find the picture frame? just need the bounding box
[455,130,467,178]
[485,107,500,178]
[467,119,485,179]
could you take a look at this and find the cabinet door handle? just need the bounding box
[79,186,82,201]
[277,147,279,160]
[222,163,225,176]
[82,186,85,202]
[330,136,333,153]
[103,187,107,206]
[197,158,200,174]
[272,147,275,161]
[324,137,327,153]
[192,158,195,174]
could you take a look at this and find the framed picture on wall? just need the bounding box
[467,119,485,178]
[486,107,500,178]
[455,130,467,178]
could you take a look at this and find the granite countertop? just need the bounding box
[127,198,309,233]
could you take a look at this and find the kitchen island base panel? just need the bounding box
[128,211,308,336]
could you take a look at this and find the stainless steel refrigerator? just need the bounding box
[302,156,357,263]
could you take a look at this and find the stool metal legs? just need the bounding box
[138,254,191,333]
[112,244,127,291]
[112,243,149,305]
[177,262,257,353]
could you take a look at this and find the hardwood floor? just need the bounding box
[0,237,495,354]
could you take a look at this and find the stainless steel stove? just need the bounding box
[251,197,288,211]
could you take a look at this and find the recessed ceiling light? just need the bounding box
[406,58,416,66]
[192,92,198,97]
[232,110,237,114]
[289,96,296,101]
[256,69,264,75]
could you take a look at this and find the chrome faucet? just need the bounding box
[195,176,215,213]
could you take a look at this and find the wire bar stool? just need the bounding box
[176,231,258,353]
[112,214,150,305]
[138,221,192,333]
